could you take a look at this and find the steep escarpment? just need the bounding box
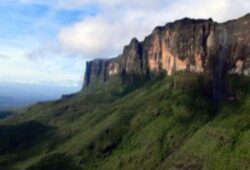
[84,14,250,90]
[1,14,250,170]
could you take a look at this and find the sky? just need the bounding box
[0,0,249,89]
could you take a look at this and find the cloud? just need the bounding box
[19,0,161,10]
[57,0,170,58]
[0,50,83,87]
[0,54,10,60]
[57,0,250,60]
[1,0,249,88]
[58,17,113,57]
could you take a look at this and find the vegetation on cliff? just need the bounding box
[0,72,250,170]
[1,14,250,170]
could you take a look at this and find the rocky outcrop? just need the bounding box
[83,14,250,87]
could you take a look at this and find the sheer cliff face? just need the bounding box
[84,14,250,86]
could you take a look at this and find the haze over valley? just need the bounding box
[0,1,250,170]
[0,83,80,110]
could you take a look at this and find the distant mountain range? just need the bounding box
[0,83,80,110]
[1,14,250,170]
[0,110,15,120]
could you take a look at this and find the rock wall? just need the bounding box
[84,14,250,86]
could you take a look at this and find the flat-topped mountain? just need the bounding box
[84,14,250,88]
[1,14,250,170]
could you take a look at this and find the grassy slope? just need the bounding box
[0,73,249,170]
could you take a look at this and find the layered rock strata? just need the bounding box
[84,14,250,87]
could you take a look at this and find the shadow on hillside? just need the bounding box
[26,153,82,170]
[0,121,52,154]
[0,111,16,120]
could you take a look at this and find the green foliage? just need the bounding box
[0,73,249,170]
[0,121,51,154]
[26,154,81,170]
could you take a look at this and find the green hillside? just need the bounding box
[0,73,249,170]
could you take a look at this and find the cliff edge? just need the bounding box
[84,14,250,88]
